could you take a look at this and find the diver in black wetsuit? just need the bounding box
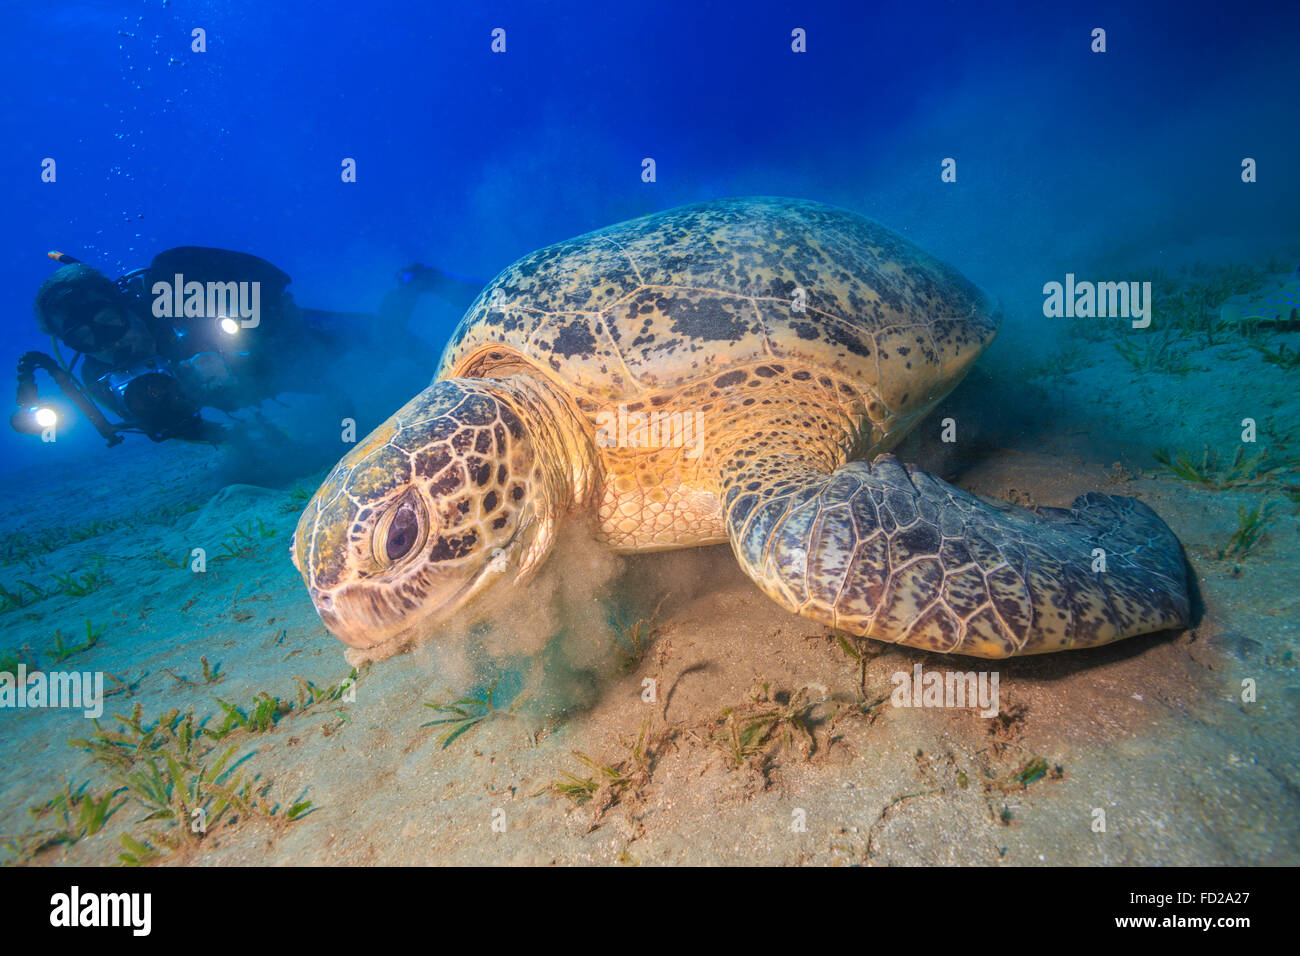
[12,247,482,446]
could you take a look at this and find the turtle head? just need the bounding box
[291,378,556,650]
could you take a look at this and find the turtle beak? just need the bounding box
[304,526,531,652]
[305,582,436,650]
[305,585,386,649]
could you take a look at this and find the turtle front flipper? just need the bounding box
[717,452,1190,658]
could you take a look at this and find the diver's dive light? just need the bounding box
[11,351,124,445]
[10,403,59,435]
[218,315,240,336]
[11,357,57,434]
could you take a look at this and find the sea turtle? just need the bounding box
[291,197,1190,660]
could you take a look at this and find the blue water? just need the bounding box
[3,0,1297,467]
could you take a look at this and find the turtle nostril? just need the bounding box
[312,589,334,610]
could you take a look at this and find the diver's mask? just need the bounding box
[56,306,131,354]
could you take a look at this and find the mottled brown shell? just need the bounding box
[437,197,997,418]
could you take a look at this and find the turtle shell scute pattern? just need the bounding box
[437,197,997,418]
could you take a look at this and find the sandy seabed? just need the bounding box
[1,294,1297,867]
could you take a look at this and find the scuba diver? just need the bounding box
[12,246,482,446]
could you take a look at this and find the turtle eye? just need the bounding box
[386,503,418,561]
[374,494,426,567]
